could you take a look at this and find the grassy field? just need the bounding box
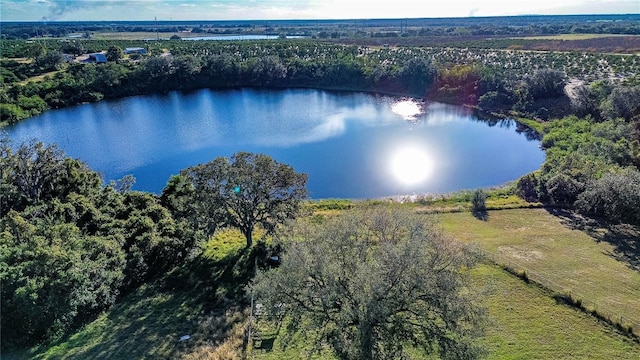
[250,207,640,359]
[472,264,640,359]
[439,208,640,333]
[250,263,640,359]
[19,70,63,85]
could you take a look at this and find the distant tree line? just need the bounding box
[1,42,439,125]
[3,15,639,40]
[2,39,638,127]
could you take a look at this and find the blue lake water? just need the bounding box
[6,88,544,199]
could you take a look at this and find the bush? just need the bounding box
[517,172,543,201]
[0,103,29,124]
[575,167,640,225]
[471,189,487,212]
[527,69,566,101]
[546,173,585,205]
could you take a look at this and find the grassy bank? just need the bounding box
[440,208,640,334]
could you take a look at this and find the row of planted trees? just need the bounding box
[3,40,639,126]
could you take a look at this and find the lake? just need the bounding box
[5,88,544,199]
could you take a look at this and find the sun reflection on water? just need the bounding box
[389,144,434,186]
[391,99,423,121]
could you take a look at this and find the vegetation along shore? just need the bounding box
[1,15,640,359]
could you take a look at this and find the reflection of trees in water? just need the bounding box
[471,110,542,141]
[515,122,542,141]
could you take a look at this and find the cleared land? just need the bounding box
[19,70,63,85]
[440,208,640,333]
[472,264,639,359]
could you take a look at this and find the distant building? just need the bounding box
[125,47,147,55]
[87,53,107,63]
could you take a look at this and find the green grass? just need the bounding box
[18,70,64,85]
[473,264,640,359]
[407,187,542,214]
[17,285,210,359]
[440,208,640,334]
[250,206,640,359]
[249,263,640,359]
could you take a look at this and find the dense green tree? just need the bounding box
[181,152,308,247]
[478,91,513,111]
[1,213,125,348]
[61,42,85,57]
[105,45,124,62]
[113,191,196,290]
[249,55,287,85]
[17,94,48,116]
[252,207,485,360]
[0,139,102,216]
[397,57,437,96]
[575,167,640,225]
[0,139,198,349]
[34,51,65,72]
[0,103,29,124]
[526,69,566,100]
[571,85,600,118]
[546,172,586,204]
[601,86,640,121]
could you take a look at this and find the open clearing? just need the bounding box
[472,264,639,359]
[440,208,640,333]
[19,70,63,85]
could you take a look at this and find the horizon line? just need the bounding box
[3,13,639,23]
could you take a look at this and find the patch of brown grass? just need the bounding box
[181,312,247,360]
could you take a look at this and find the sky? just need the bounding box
[1,0,639,22]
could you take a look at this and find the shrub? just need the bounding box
[517,172,543,201]
[575,167,640,225]
[471,189,487,212]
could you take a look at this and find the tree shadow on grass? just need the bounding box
[30,248,256,360]
[546,207,640,272]
[472,209,489,221]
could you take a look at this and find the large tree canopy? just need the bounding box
[252,207,486,360]
[1,138,196,349]
[180,152,308,247]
